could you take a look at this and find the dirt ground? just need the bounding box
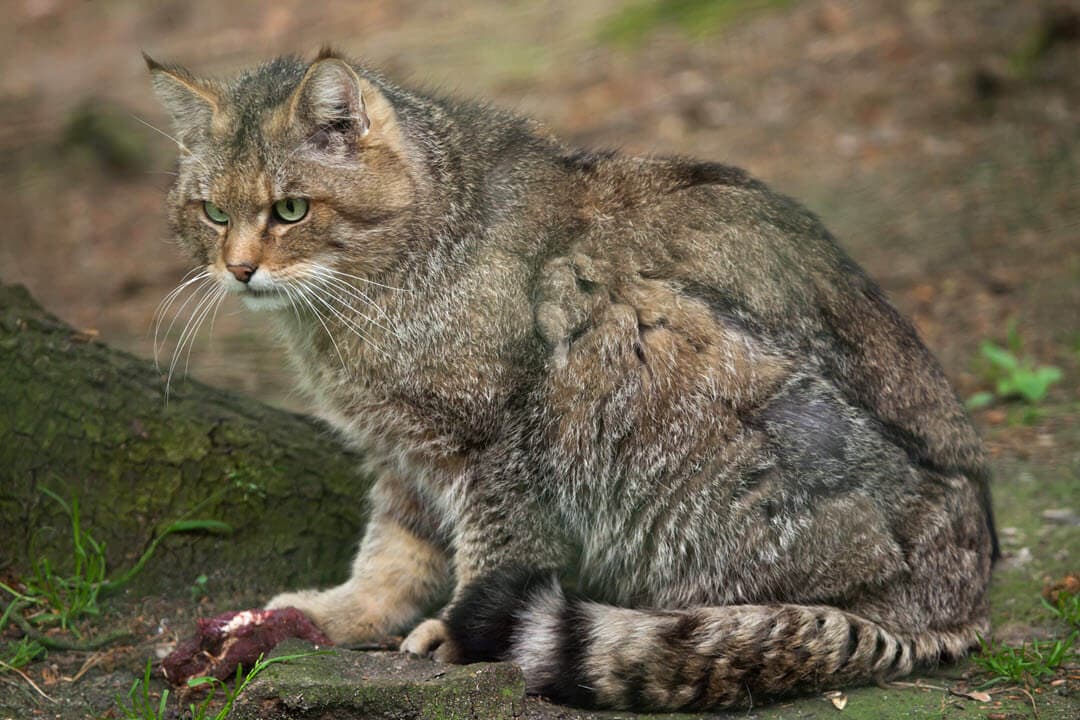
[1,0,1078,718]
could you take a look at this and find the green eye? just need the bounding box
[273,197,309,222]
[203,201,229,224]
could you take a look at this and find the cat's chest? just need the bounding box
[288,346,473,480]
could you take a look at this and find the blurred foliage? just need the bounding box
[599,0,793,46]
[62,99,151,174]
[967,320,1063,414]
[1009,6,1080,77]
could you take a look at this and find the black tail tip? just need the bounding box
[444,567,558,663]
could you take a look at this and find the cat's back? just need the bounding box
[534,151,986,485]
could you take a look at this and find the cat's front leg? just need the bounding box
[267,474,450,645]
[400,479,567,662]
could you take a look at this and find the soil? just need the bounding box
[1,0,1078,718]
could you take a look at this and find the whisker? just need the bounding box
[154,274,213,368]
[166,282,220,400]
[310,262,411,293]
[130,114,212,176]
[183,287,227,376]
[152,267,209,335]
[309,273,398,337]
[280,284,305,327]
[312,271,395,324]
[298,280,388,359]
[205,286,228,349]
[155,280,213,365]
[152,266,209,328]
[293,284,350,376]
[131,113,185,149]
[297,280,373,337]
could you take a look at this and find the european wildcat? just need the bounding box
[148,49,996,711]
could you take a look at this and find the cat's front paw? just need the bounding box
[264,585,375,645]
[401,618,461,663]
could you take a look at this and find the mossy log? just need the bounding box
[0,282,371,596]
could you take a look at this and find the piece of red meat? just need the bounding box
[162,607,332,685]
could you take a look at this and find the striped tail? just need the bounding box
[444,570,983,711]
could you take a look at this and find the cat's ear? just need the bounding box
[287,49,400,152]
[144,53,221,140]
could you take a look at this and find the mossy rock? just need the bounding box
[232,640,526,720]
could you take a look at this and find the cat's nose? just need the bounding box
[226,263,257,283]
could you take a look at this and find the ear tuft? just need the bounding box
[315,45,343,62]
[142,51,164,72]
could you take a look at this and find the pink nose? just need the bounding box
[226,263,257,283]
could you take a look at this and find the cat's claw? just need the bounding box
[401,618,461,663]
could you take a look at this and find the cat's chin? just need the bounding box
[240,292,291,312]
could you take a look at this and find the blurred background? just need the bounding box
[1,0,1077,420]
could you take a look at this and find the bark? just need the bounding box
[0,282,372,596]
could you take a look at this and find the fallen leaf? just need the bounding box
[828,693,848,710]
[910,283,936,303]
[1043,573,1080,603]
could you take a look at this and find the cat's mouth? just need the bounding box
[219,267,294,312]
[239,286,291,312]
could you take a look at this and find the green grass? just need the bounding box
[0,487,231,664]
[19,487,107,632]
[0,637,46,672]
[116,657,171,720]
[1043,589,1080,629]
[972,633,1076,686]
[972,578,1079,694]
[598,0,793,47]
[115,651,330,720]
[189,573,210,602]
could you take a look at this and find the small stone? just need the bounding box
[1041,508,1079,526]
[1001,547,1032,569]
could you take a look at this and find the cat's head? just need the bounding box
[147,49,415,311]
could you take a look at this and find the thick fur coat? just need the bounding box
[149,49,996,711]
